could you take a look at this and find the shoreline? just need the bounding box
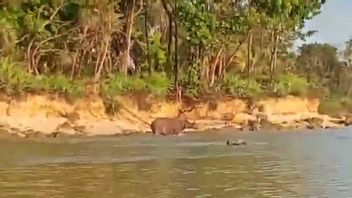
[0,93,349,139]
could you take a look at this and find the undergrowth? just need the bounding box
[0,57,172,98]
[272,73,312,97]
[2,56,350,117]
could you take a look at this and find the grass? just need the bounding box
[0,57,172,98]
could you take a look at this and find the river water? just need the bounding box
[1,129,352,198]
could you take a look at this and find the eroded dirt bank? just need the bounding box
[0,93,349,139]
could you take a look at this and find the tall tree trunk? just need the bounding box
[210,48,223,86]
[161,0,173,71]
[269,30,279,82]
[247,31,253,79]
[174,0,179,90]
[144,0,152,75]
[198,44,203,81]
[259,30,263,49]
[121,0,136,74]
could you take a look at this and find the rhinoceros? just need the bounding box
[150,117,197,135]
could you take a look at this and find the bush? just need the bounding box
[179,63,203,97]
[319,95,352,116]
[101,74,145,97]
[219,75,263,97]
[144,72,171,96]
[319,98,344,116]
[0,58,172,98]
[31,75,86,97]
[273,74,311,96]
[0,58,85,96]
[0,58,33,94]
[101,72,172,97]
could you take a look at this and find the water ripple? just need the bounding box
[1,131,352,197]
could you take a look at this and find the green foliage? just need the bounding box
[0,57,85,96]
[318,95,352,116]
[101,72,171,97]
[31,75,86,97]
[180,62,203,97]
[220,75,263,97]
[0,19,17,54]
[149,32,167,68]
[101,74,146,97]
[0,58,32,93]
[178,0,216,46]
[318,98,343,116]
[143,72,171,96]
[1,56,171,98]
[273,73,311,96]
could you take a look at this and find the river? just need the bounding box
[0,129,352,198]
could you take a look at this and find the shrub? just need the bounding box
[31,75,86,97]
[144,72,171,96]
[0,58,86,96]
[0,57,32,94]
[101,74,146,97]
[273,74,311,96]
[220,75,263,97]
[101,72,172,97]
[0,58,172,99]
[319,98,342,116]
[179,63,203,97]
[319,95,352,116]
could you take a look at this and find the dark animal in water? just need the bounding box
[150,117,197,135]
[226,138,247,146]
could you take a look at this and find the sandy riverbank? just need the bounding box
[0,92,349,139]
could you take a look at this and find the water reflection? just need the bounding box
[0,130,352,197]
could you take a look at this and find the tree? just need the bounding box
[343,38,352,67]
[297,43,341,90]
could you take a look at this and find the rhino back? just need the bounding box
[151,118,172,134]
[151,118,183,135]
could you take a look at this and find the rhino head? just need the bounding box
[181,119,197,130]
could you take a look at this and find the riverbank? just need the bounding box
[0,92,350,139]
